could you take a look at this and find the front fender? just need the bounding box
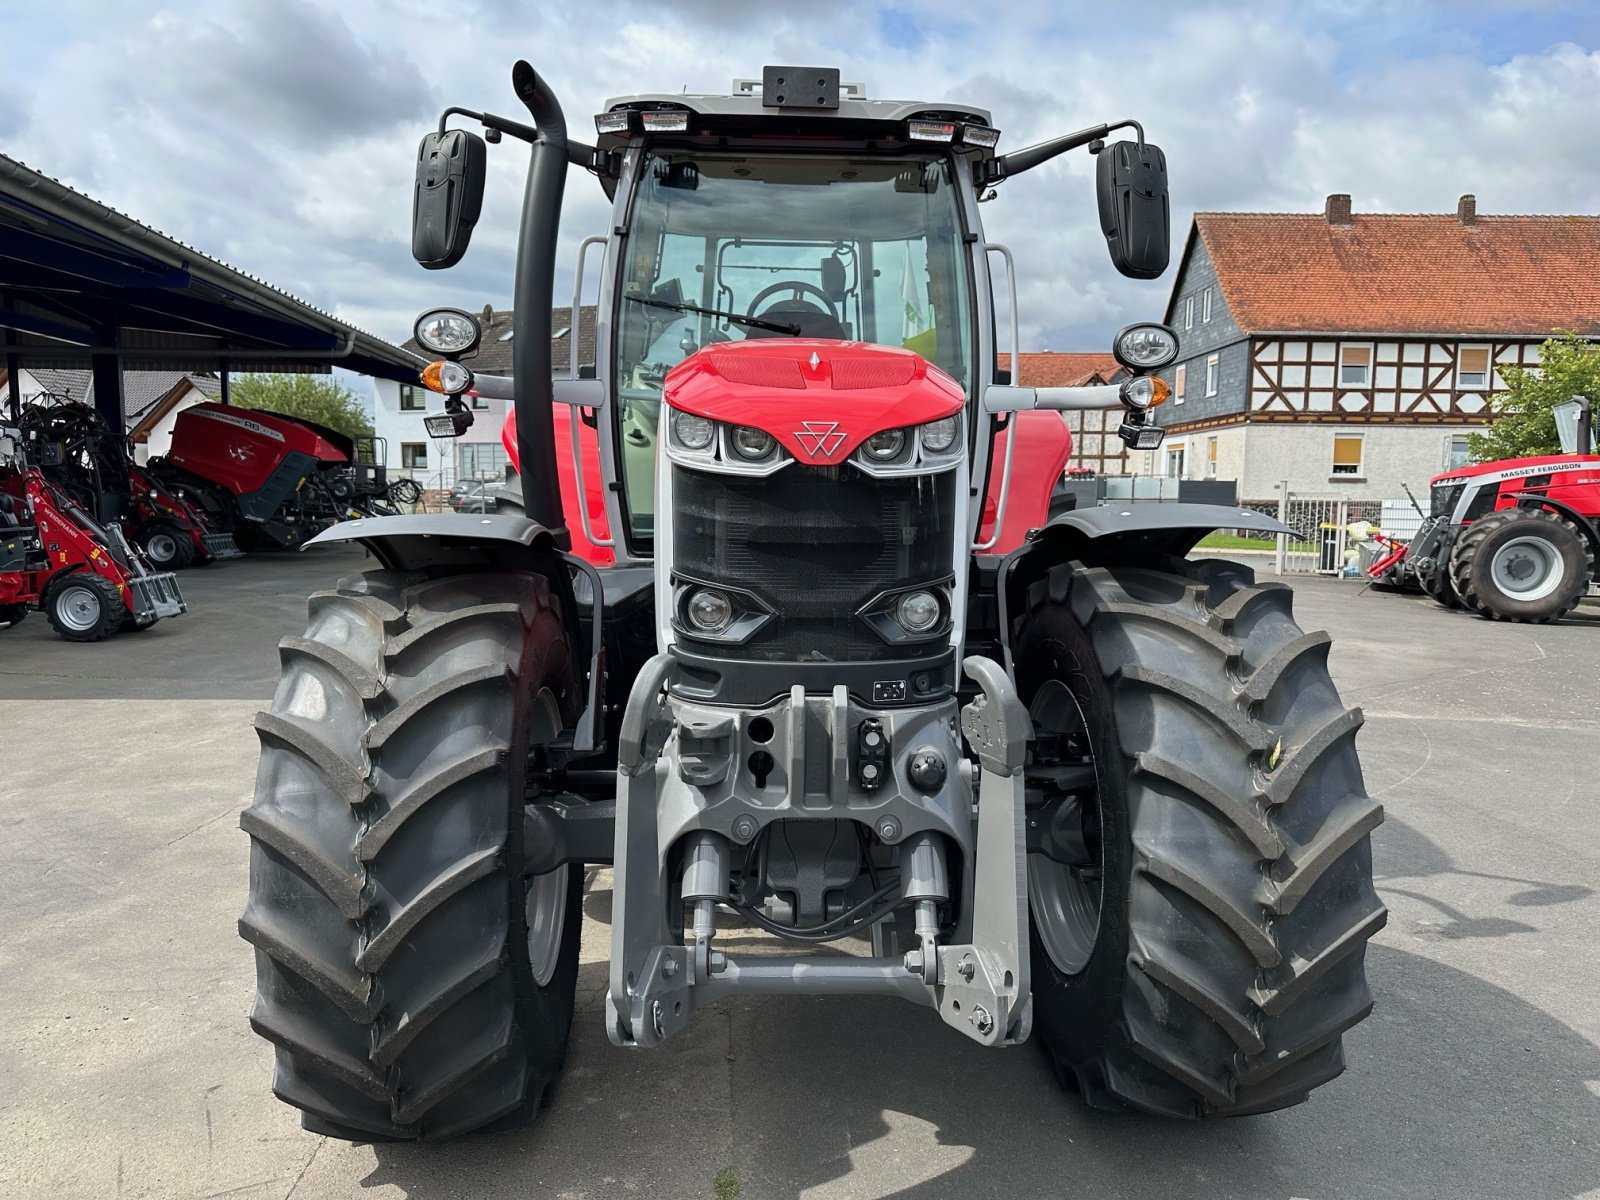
[1034,501,1292,560]
[304,511,561,573]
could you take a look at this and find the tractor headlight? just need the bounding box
[919,417,958,453]
[413,308,482,356]
[673,411,715,450]
[685,587,734,633]
[864,429,907,461]
[1112,322,1180,371]
[730,426,775,460]
[895,590,942,634]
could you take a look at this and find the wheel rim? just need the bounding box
[1490,534,1562,601]
[1026,680,1104,977]
[526,865,569,988]
[146,532,178,564]
[55,585,102,632]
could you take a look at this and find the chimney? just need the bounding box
[1325,193,1353,225]
[1457,194,1477,225]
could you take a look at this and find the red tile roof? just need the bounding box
[997,352,1124,387]
[1192,207,1600,337]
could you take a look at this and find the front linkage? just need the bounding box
[608,654,1032,1049]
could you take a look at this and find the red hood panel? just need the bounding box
[665,340,965,465]
[1432,453,1600,484]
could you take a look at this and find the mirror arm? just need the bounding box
[977,118,1145,187]
[436,105,598,167]
[983,384,1125,413]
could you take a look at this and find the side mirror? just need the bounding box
[412,130,487,269]
[1096,140,1170,280]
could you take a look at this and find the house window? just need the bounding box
[1204,354,1219,397]
[1184,296,1194,330]
[1165,443,1186,478]
[458,441,509,480]
[1445,434,1472,470]
[1174,363,1186,403]
[1339,345,1372,387]
[1331,434,1363,476]
[399,384,427,411]
[1202,286,1213,323]
[1206,436,1218,477]
[1457,346,1491,389]
[471,392,489,410]
[400,442,427,470]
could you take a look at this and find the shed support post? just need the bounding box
[5,353,19,423]
[90,349,131,521]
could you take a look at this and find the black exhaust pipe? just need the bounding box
[509,61,570,548]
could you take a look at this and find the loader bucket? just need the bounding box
[129,571,186,623]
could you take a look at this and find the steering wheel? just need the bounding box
[746,279,840,321]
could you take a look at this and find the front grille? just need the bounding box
[672,464,955,662]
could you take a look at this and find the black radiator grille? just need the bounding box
[672,464,955,662]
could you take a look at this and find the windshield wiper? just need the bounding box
[626,294,801,336]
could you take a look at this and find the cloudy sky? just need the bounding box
[5,0,1599,358]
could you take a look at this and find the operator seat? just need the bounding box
[746,300,848,340]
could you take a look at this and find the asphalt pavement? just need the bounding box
[1,545,1597,1199]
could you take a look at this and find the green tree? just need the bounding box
[231,373,373,439]
[1468,332,1600,462]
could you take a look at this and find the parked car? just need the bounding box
[448,480,492,512]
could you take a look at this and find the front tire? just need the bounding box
[239,568,581,1141]
[1014,558,1386,1117]
[45,573,124,642]
[1449,508,1591,623]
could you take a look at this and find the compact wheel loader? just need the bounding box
[240,64,1386,1141]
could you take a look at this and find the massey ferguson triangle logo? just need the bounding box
[794,420,846,459]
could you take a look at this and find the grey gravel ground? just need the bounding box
[1,545,1597,1200]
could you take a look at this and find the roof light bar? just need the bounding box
[640,110,690,132]
[594,110,632,136]
[962,124,1001,148]
[907,119,957,142]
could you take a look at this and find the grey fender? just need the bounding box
[303,511,562,573]
[1031,501,1292,560]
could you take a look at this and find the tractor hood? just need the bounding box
[662,340,964,467]
[1430,452,1600,487]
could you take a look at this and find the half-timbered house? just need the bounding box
[1153,194,1600,502]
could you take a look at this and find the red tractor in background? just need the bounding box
[240,63,1385,1143]
[150,402,420,550]
[1395,399,1599,622]
[0,424,185,640]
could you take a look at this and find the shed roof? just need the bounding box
[0,153,424,383]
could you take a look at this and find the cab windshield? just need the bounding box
[613,151,974,539]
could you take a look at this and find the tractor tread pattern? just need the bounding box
[240,568,579,1141]
[1020,558,1385,1118]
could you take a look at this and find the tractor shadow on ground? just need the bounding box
[1373,814,1594,939]
[356,939,1600,1200]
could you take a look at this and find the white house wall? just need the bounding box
[1249,337,1537,418]
[371,379,510,488]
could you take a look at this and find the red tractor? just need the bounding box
[150,402,419,549]
[0,426,186,640]
[1403,403,1599,621]
[239,64,1385,1142]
